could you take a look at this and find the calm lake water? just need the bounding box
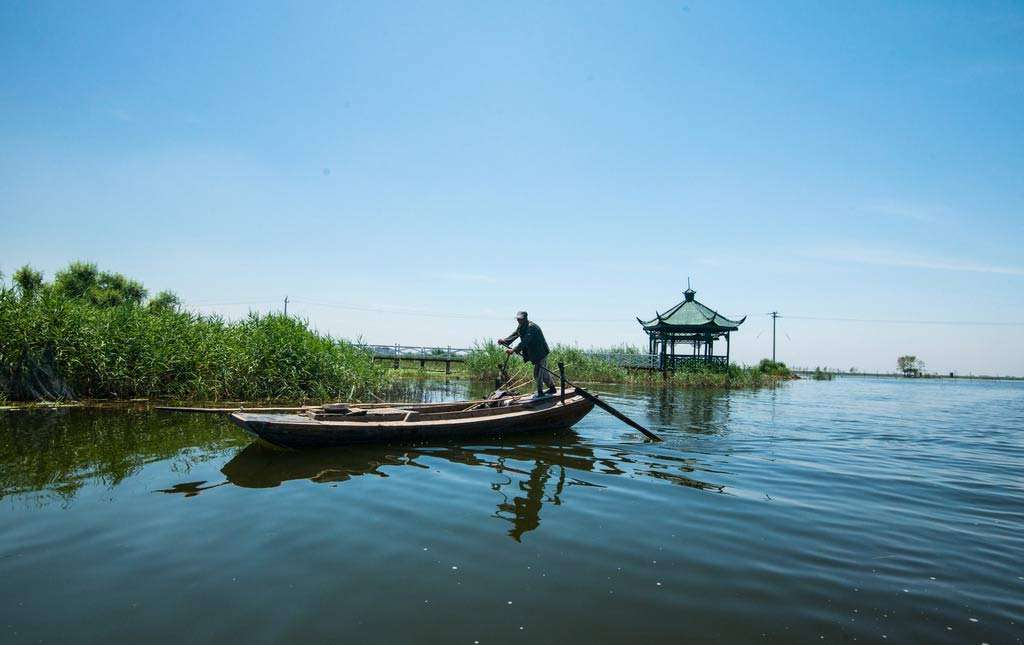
[2,377,1022,644]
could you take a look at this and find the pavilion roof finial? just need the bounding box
[684,277,695,301]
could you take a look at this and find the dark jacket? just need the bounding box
[501,321,550,364]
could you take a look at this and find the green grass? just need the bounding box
[0,266,390,402]
[461,342,794,389]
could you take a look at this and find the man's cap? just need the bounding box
[515,311,528,320]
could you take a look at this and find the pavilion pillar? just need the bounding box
[726,332,730,364]
[660,335,667,372]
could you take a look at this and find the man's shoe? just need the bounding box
[545,386,557,395]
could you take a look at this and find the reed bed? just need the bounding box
[0,266,389,402]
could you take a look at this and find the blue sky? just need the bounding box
[2,1,1022,375]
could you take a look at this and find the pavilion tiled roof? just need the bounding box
[638,288,745,333]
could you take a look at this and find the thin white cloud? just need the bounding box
[807,248,1024,276]
[434,271,498,284]
[865,199,941,223]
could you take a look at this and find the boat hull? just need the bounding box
[229,393,595,449]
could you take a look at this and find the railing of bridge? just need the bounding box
[360,344,474,361]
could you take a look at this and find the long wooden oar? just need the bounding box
[540,363,663,442]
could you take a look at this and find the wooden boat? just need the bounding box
[228,388,594,449]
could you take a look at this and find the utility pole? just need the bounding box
[769,311,779,362]
[284,295,289,317]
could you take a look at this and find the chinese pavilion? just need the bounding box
[637,285,745,370]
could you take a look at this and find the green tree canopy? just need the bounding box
[13,265,44,298]
[147,290,182,313]
[53,261,148,307]
[897,355,924,375]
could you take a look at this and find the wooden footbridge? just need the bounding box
[362,344,472,373]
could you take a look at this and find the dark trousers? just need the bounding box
[532,358,555,393]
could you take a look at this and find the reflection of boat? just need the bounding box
[219,432,723,541]
[229,388,594,449]
[221,433,593,541]
[221,442,415,488]
[221,432,587,489]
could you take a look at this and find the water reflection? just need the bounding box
[0,384,725,538]
[646,386,733,433]
[217,433,723,542]
[221,434,595,541]
[155,480,229,497]
[0,408,245,504]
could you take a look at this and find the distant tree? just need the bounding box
[93,271,147,307]
[898,355,923,376]
[849,367,857,373]
[53,261,148,307]
[13,264,44,299]
[53,261,99,300]
[147,290,182,313]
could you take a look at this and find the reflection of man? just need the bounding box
[497,311,556,397]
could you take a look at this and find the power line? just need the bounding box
[288,297,631,323]
[189,300,280,307]
[783,315,1024,327]
[182,297,1024,327]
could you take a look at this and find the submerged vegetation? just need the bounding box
[462,341,795,388]
[0,262,389,402]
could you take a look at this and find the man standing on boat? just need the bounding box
[498,311,557,397]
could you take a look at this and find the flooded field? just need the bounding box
[1,377,1022,644]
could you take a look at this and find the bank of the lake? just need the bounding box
[1,376,1021,644]
[2,263,791,405]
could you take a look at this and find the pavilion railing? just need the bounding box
[588,353,729,370]
[668,355,729,369]
[584,352,661,369]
